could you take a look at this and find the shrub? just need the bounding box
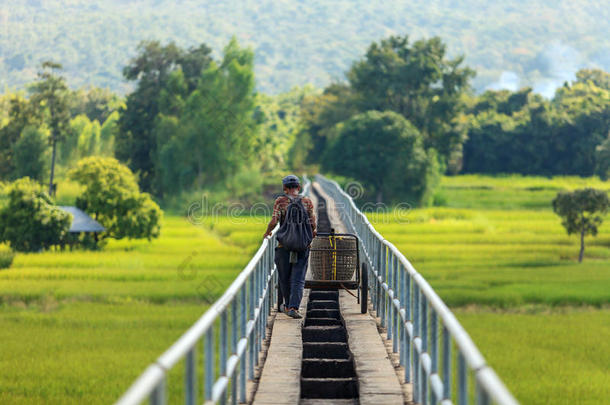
[0,178,71,252]
[0,250,14,269]
[69,157,162,241]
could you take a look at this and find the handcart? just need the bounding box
[304,231,368,314]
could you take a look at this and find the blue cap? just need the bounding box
[282,175,300,187]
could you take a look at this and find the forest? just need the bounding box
[1,35,609,212]
[1,0,609,94]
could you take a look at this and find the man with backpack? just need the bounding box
[263,175,316,318]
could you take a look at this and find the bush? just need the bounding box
[69,157,162,241]
[0,250,14,269]
[0,178,71,252]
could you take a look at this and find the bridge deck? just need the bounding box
[252,183,408,404]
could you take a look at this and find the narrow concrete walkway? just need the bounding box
[251,290,309,404]
[251,182,409,404]
[340,290,404,405]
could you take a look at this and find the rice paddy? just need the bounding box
[369,175,610,404]
[0,174,608,404]
[0,215,265,404]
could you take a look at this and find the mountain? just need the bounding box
[1,0,608,95]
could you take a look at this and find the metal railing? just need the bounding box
[116,179,311,405]
[315,174,519,405]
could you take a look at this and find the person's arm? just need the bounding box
[305,198,317,237]
[263,198,281,239]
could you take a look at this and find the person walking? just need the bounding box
[263,175,316,318]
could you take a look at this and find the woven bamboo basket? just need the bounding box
[310,235,358,281]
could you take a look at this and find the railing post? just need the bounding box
[150,376,166,405]
[392,255,399,353]
[380,244,387,328]
[231,368,237,405]
[205,328,214,401]
[387,251,393,341]
[375,241,383,317]
[221,311,228,403]
[430,308,438,404]
[185,347,196,405]
[458,351,467,405]
[477,376,491,405]
[431,309,438,373]
[240,287,247,403]
[442,325,451,400]
[248,275,255,380]
[413,285,420,402]
[421,295,429,405]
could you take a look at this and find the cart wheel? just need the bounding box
[360,262,368,314]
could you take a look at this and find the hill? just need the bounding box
[1,0,609,95]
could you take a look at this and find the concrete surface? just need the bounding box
[251,290,309,404]
[340,289,405,405]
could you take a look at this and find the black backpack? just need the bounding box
[276,195,313,252]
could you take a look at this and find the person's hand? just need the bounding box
[263,231,271,240]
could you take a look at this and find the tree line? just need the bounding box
[0,34,609,253]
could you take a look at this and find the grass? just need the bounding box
[457,308,610,405]
[0,215,266,404]
[1,174,608,403]
[368,174,610,404]
[370,208,610,307]
[436,174,610,209]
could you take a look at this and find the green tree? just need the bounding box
[13,126,49,181]
[576,69,610,90]
[552,188,609,263]
[595,135,610,180]
[296,83,359,165]
[155,38,258,194]
[69,157,162,242]
[0,177,71,252]
[69,86,124,123]
[0,94,40,180]
[116,41,212,193]
[29,61,71,195]
[347,35,475,161]
[322,110,438,204]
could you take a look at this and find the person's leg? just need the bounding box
[274,247,291,308]
[288,248,310,309]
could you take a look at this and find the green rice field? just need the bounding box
[0,174,608,404]
[370,175,610,405]
[0,215,266,404]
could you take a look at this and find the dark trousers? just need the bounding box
[274,247,310,310]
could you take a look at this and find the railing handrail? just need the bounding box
[117,176,312,405]
[315,174,518,405]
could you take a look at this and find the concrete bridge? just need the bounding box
[116,175,518,405]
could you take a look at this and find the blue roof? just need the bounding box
[58,206,106,233]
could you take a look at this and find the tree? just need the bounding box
[347,36,475,162]
[12,126,49,181]
[29,61,71,195]
[69,157,162,241]
[116,41,213,193]
[296,83,359,165]
[595,135,610,180]
[69,86,124,123]
[154,38,258,195]
[0,94,40,180]
[322,110,438,205]
[552,188,609,263]
[0,177,71,252]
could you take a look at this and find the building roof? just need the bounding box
[58,206,106,233]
